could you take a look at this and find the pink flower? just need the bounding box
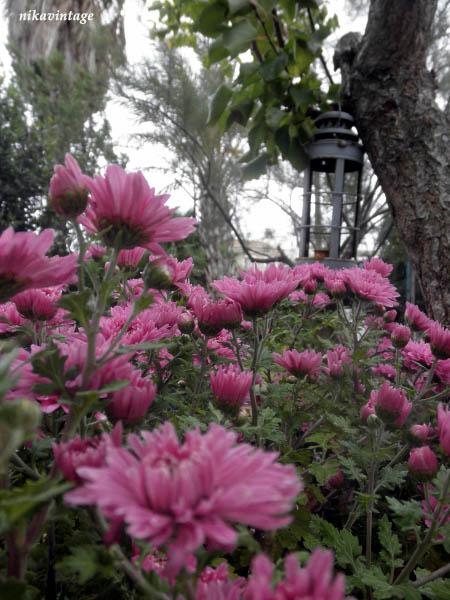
[373,382,412,427]
[324,272,346,296]
[390,323,411,349]
[409,423,434,444]
[384,309,397,322]
[436,359,450,385]
[360,391,377,421]
[426,321,450,359]
[196,563,245,600]
[245,549,347,600]
[363,257,393,277]
[147,255,193,288]
[405,303,431,332]
[408,446,438,479]
[192,296,243,335]
[214,265,298,317]
[0,228,77,303]
[210,364,253,409]
[178,311,195,334]
[80,165,196,251]
[437,403,450,456]
[85,244,107,260]
[49,153,90,217]
[13,288,59,321]
[273,349,322,379]
[402,341,433,371]
[371,364,397,380]
[53,423,122,483]
[342,266,399,308]
[0,302,25,333]
[117,248,146,269]
[324,346,351,378]
[106,371,156,423]
[66,422,301,577]
[422,487,450,537]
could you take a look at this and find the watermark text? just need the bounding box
[19,10,94,25]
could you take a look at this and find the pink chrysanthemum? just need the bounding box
[245,549,348,600]
[80,165,196,251]
[273,349,322,379]
[191,296,243,335]
[214,265,298,317]
[146,255,193,289]
[196,563,245,600]
[324,346,351,378]
[426,321,450,359]
[210,364,253,410]
[0,228,77,303]
[66,422,301,577]
[373,382,412,427]
[106,371,156,423]
[13,288,61,321]
[408,446,438,480]
[363,257,393,277]
[49,153,90,217]
[437,403,450,456]
[342,266,399,308]
[402,340,433,371]
[405,303,431,332]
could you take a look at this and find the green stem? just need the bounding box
[394,471,450,584]
[72,220,87,292]
[412,562,450,587]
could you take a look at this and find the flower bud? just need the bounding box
[178,312,195,335]
[390,324,411,349]
[408,423,433,446]
[49,154,89,218]
[143,261,173,290]
[408,446,438,481]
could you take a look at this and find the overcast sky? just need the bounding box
[0,0,367,257]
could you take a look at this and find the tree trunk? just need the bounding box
[334,0,450,322]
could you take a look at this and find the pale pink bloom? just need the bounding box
[53,423,122,483]
[107,371,156,423]
[437,403,450,456]
[117,248,146,269]
[0,301,25,333]
[402,341,433,371]
[210,364,253,409]
[66,422,301,577]
[184,284,211,309]
[408,446,438,479]
[214,266,298,316]
[373,382,412,427]
[324,346,351,378]
[324,272,346,296]
[192,296,243,335]
[148,254,193,287]
[80,164,195,250]
[145,301,185,330]
[207,330,237,361]
[245,549,347,600]
[13,288,59,321]
[289,290,308,303]
[342,266,399,308]
[132,545,167,578]
[0,228,77,303]
[405,302,431,332]
[409,423,434,444]
[85,244,107,260]
[390,323,411,348]
[100,304,173,346]
[196,563,245,600]
[49,153,90,217]
[273,349,322,379]
[436,359,450,385]
[371,364,397,380]
[363,257,393,277]
[312,292,331,307]
[426,321,450,359]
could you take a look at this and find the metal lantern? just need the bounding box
[298,111,364,268]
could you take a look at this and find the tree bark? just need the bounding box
[334,0,450,322]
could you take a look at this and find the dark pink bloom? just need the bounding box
[437,403,450,456]
[363,257,393,277]
[117,248,146,269]
[13,288,59,321]
[360,391,377,421]
[324,272,346,296]
[390,323,411,349]
[196,563,245,600]
[214,265,298,317]
[210,364,253,409]
[191,296,243,335]
[384,309,397,322]
[106,371,156,423]
[80,165,196,251]
[342,266,399,308]
[66,422,301,577]
[402,341,433,371]
[371,364,397,380]
[245,549,347,600]
[426,321,450,359]
[408,446,438,479]
[436,359,450,385]
[273,349,322,379]
[0,228,77,303]
[49,153,90,217]
[405,303,431,332]
[373,382,412,427]
[326,469,345,489]
[409,423,434,444]
[324,346,351,378]
[53,423,122,483]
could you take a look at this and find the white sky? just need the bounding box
[0,0,367,257]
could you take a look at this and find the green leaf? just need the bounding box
[0,580,39,600]
[290,85,316,112]
[207,37,230,64]
[334,528,362,569]
[58,290,92,327]
[386,497,423,531]
[241,153,270,180]
[260,52,289,81]
[207,83,233,125]
[378,514,403,571]
[227,0,251,14]
[222,20,258,55]
[308,459,340,486]
[265,107,288,129]
[226,99,254,127]
[56,545,115,584]
[195,2,227,36]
